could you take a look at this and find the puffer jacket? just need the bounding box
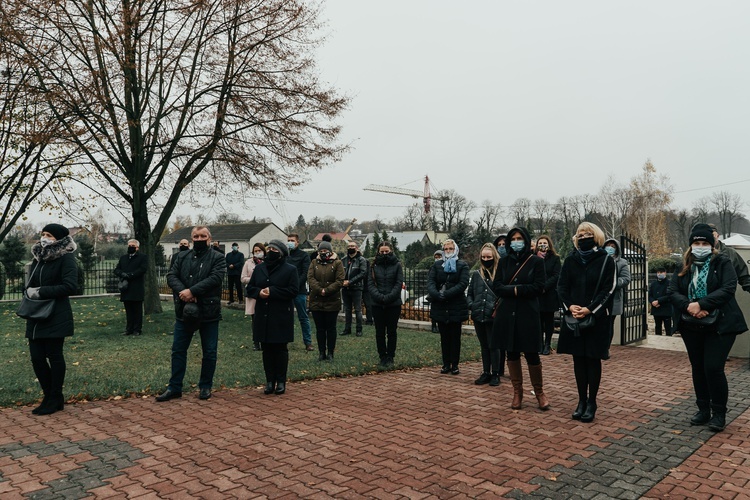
[427,259,470,323]
[308,254,344,312]
[467,269,496,323]
[367,254,404,308]
[168,247,226,322]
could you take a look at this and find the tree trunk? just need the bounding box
[132,203,163,315]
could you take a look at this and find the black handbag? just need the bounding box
[563,256,608,335]
[16,261,56,320]
[680,310,719,332]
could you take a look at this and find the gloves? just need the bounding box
[27,287,41,299]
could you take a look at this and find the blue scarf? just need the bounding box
[442,243,460,273]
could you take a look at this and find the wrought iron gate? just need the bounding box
[619,233,647,345]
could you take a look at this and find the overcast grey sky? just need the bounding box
[251,0,750,228]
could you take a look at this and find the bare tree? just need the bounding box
[1,0,348,313]
[711,190,744,237]
[435,189,476,233]
[531,198,554,235]
[509,198,532,229]
[597,175,634,238]
[626,159,672,252]
[474,200,503,244]
[393,203,428,231]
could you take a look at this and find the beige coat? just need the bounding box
[241,258,258,315]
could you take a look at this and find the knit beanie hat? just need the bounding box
[689,223,715,247]
[267,239,289,257]
[318,241,333,252]
[42,223,69,241]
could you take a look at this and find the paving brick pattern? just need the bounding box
[0,345,747,498]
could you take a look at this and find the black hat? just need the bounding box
[267,239,289,257]
[493,234,507,247]
[690,223,715,247]
[42,223,69,241]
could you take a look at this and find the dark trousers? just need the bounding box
[168,319,219,392]
[540,311,555,346]
[312,310,338,355]
[124,300,143,334]
[227,275,243,302]
[573,355,602,403]
[654,316,672,336]
[681,329,736,414]
[438,321,462,368]
[363,289,373,322]
[372,305,400,359]
[474,321,503,374]
[341,288,363,333]
[29,338,66,396]
[507,351,541,366]
[261,343,289,384]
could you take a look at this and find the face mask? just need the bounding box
[537,244,548,252]
[232,246,238,252]
[577,237,596,252]
[193,240,208,252]
[376,253,391,264]
[179,245,189,252]
[319,252,331,261]
[40,237,55,247]
[510,241,525,253]
[657,273,666,280]
[604,246,615,256]
[691,246,712,260]
[481,259,493,268]
[265,251,281,263]
[286,241,296,250]
[253,251,264,259]
[347,248,356,255]
[127,247,137,254]
[443,251,455,259]
[497,246,507,258]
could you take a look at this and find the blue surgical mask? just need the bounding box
[657,273,666,280]
[691,246,712,260]
[497,246,507,258]
[605,246,616,256]
[286,241,295,250]
[510,241,525,253]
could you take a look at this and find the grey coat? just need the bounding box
[604,238,631,316]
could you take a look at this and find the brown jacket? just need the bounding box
[307,254,344,312]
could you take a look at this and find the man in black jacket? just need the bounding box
[340,241,368,336]
[157,226,226,402]
[286,233,314,350]
[225,242,245,304]
[114,239,148,336]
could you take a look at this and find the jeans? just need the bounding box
[227,275,243,302]
[168,319,219,392]
[372,305,400,359]
[681,329,736,413]
[341,288,363,333]
[312,310,338,355]
[293,293,312,345]
[29,338,66,395]
[124,300,143,334]
[438,321,462,368]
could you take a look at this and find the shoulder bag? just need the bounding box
[16,261,56,320]
[491,255,532,318]
[565,256,608,335]
[680,309,719,332]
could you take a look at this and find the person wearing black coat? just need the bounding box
[648,267,673,336]
[367,241,404,367]
[340,241,368,336]
[247,240,299,395]
[467,243,504,386]
[668,223,748,432]
[536,235,561,355]
[114,239,148,336]
[157,226,226,402]
[491,227,548,410]
[428,239,470,375]
[557,222,617,423]
[225,243,245,304]
[23,223,78,416]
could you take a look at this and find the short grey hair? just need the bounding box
[128,239,140,247]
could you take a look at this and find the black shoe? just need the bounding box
[32,395,50,415]
[326,353,334,361]
[451,367,460,375]
[318,353,327,361]
[355,331,363,337]
[341,330,352,336]
[708,412,726,432]
[474,373,491,385]
[155,389,182,402]
[489,374,500,386]
[122,331,132,336]
[252,343,261,351]
[199,388,211,400]
[385,356,394,367]
[440,365,451,374]
[264,382,275,395]
[379,357,388,368]
[541,344,551,355]
[365,320,374,326]
[690,409,711,426]
[275,382,286,395]
[133,331,142,336]
[36,394,64,415]
[431,325,439,333]
[572,399,587,420]
[580,402,597,423]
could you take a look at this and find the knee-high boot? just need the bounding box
[528,363,550,410]
[507,359,523,409]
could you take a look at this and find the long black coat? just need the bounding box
[427,259,469,323]
[114,252,148,302]
[368,255,404,308]
[25,237,79,340]
[668,253,747,336]
[539,254,561,312]
[648,277,673,318]
[490,230,545,352]
[556,249,617,359]
[167,248,226,322]
[247,260,299,343]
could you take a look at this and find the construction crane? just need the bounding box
[364,175,438,216]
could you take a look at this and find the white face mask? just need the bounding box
[254,252,264,259]
[40,237,55,247]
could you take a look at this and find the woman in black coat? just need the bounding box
[648,266,673,336]
[246,240,299,395]
[491,227,548,410]
[668,223,747,432]
[557,222,617,423]
[23,224,79,415]
[367,241,405,367]
[536,235,561,355]
[428,239,469,375]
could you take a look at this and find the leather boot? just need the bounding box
[528,363,550,411]
[507,359,523,409]
[36,392,64,416]
[690,401,711,426]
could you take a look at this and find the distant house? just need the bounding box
[310,232,353,255]
[160,223,288,257]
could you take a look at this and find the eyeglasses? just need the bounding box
[577,232,594,239]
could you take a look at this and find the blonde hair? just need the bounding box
[478,243,499,281]
[573,222,605,248]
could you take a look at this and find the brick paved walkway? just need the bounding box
[0,345,748,499]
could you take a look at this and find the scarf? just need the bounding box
[31,236,77,262]
[688,256,711,301]
[442,243,460,273]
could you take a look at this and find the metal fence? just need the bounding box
[620,233,648,345]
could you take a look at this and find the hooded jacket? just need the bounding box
[604,238,631,316]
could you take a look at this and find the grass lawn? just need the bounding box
[0,297,481,407]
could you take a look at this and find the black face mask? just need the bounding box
[127,247,137,254]
[179,245,189,252]
[481,259,493,268]
[577,237,596,252]
[347,248,357,256]
[265,251,281,263]
[376,253,395,265]
[193,240,208,252]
